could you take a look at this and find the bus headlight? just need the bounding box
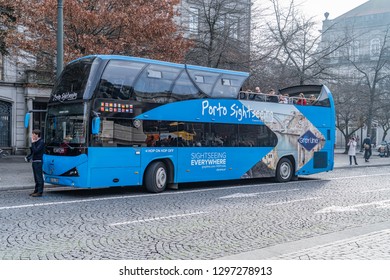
[61,167,79,177]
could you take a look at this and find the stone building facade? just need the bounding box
[0,55,51,155]
[320,0,390,147]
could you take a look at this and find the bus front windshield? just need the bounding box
[45,103,88,156]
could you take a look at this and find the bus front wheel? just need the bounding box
[144,161,167,193]
[275,158,293,182]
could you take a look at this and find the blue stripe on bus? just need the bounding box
[136,99,265,125]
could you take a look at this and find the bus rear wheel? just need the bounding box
[275,158,293,182]
[144,161,167,193]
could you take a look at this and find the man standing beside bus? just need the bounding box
[26,129,45,197]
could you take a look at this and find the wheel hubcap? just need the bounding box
[156,167,167,189]
[280,162,291,179]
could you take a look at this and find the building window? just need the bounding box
[0,100,11,147]
[229,16,239,39]
[370,38,380,56]
[349,41,360,59]
[189,7,199,34]
[330,48,340,58]
[212,14,225,33]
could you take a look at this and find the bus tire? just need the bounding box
[144,161,167,193]
[275,158,293,183]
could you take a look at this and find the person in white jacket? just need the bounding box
[348,136,358,165]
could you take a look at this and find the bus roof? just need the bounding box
[67,55,249,100]
[70,54,250,77]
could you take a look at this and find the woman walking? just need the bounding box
[348,136,358,165]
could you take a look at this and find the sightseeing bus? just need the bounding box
[31,55,335,193]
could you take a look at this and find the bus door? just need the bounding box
[88,117,144,188]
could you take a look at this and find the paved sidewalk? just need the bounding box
[219,220,390,260]
[0,156,36,191]
[333,149,390,169]
[0,150,389,191]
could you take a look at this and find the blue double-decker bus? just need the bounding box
[38,55,335,192]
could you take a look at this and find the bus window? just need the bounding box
[186,69,247,98]
[51,58,93,101]
[134,64,182,102]
[96,118,146,147]
[45,104,87,156]
[142,121,278,148]
[186,69,220,97]
[171,71,201,100]
[239,125,278,147]
[316,87,331,107]
[213,75,244,99]
[97,60,147,100]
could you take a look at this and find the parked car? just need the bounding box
[377,141,390,157]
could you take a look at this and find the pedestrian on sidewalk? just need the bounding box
[25,129,45,197]
[347,136,358,165]
[363,134,372,162]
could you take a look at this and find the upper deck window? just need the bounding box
[171,71,200,99]
[133,64,182,102]
[92,56,248,102]
[51,58,94,102]
[97,60,146,100]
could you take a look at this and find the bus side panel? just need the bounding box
[176,147,274,183]
[87,147,142,188]
[294,106,335,174]
[295,149,334,176]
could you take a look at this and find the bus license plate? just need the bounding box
[50,178,59,183]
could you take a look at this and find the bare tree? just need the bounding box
[251,0,350,89]
[376,77,390,141]
[180,0,251,71]
[377,102,390,141]
[332,80,367,152]
[346,26,390,140]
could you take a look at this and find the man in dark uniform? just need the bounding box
[26,129,45,197]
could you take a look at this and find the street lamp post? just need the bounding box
[56,0,64,78]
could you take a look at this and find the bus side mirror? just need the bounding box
[92,117,101,135]
[24,113,31,128]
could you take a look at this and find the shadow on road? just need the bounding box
[46,176,323,198]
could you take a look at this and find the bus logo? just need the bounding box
[52,92,78,102]
[298,130,320,151]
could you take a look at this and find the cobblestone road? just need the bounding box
[1,165,390,260]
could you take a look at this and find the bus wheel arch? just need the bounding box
[143,159,174,193]
[275,156,295,183]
